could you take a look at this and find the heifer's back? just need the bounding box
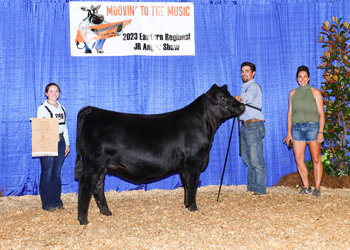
[75,84,245,225]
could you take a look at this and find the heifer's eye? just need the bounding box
[221,96,225,100]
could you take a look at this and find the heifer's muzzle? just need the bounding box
[227,103,245,116]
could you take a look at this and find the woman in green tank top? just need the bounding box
[283,66,325,197]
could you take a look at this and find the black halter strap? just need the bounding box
[245,104,261,111]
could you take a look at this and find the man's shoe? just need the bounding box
[299,187,312,194]
[46,207,57,212]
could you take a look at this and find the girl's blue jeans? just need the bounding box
[39,138,66,210]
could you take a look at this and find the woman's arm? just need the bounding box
[283,89,295,144]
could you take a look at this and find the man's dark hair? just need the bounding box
[241,62,256,73]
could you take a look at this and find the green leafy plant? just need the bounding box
[315,17,350,176]
[306,150,350,176]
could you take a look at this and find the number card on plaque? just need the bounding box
[31,118,59,157]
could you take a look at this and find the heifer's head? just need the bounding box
[205,84,245,119]
[81,5,104,25]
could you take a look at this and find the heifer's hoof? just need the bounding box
[188,205,198,212]
[78,217,89,225]
[100,209,112,216]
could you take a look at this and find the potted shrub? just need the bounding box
[315,17,350,176]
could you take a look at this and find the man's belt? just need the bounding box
[241,119,261,126]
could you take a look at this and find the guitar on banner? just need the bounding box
[75,19,132,44]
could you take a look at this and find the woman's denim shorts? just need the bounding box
[292,122,319,142]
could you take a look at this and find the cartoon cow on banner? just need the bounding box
[75,5,131,54]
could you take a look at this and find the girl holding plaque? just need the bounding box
[37,83,70,211]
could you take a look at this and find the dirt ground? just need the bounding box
[1,172,350,249]
[275,170,350,189]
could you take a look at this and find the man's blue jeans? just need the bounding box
[39,138,66,210]
[241,121,267,194]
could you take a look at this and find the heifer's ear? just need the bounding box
[211,84,219,89]
[206,84,218,101]
[207,84,219,95]
[221,85,228,91]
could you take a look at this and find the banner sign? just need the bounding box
[31,118,59,157]
[69,1,195,56]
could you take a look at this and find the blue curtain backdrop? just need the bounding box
[0,0,348,196]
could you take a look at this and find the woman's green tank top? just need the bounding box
[291,84,319,123]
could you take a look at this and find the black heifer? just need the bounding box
[75,84,245,225]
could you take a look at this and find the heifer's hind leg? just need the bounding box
[179,172,189,208]
[77,172,94,225]
[92,167,112,216]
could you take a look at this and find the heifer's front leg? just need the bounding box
[78,173,94,225]
[92,167,112,216]
[184,171,201,211]
[179,172,189,208]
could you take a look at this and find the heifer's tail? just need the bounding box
[74,106,93,181]
[75,156,83,181]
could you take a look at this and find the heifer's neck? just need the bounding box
[190,95,225,136]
